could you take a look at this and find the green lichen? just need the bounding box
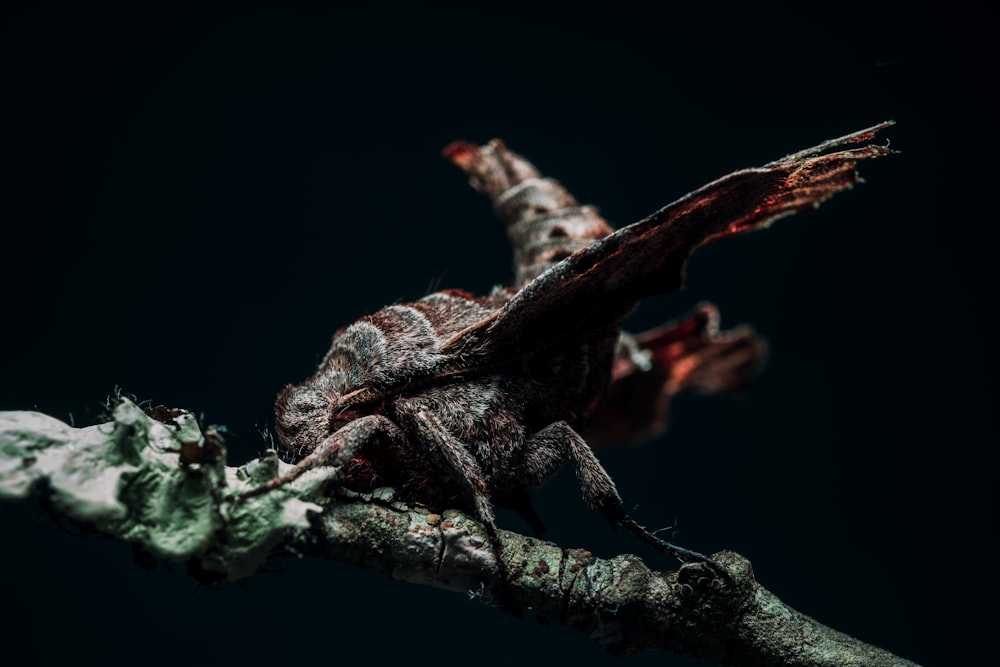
[0,399,336,580]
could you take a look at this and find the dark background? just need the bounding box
[1,3,994,665]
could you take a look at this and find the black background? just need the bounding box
[1,3,994,666]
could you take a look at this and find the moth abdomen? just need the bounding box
[444,139,614,287]
[505,203,611,284]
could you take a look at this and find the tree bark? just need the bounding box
[0,400,917,666]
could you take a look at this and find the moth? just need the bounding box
[251,123,894,578]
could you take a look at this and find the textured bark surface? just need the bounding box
[0,402,919,666]
[312,497,919,666]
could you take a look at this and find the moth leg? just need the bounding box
[241,414,405,500]
[509,421,625,533]
[542,421,731,578]
[404,408,498,540]
[522,421,622,517]
[400,406,520,602]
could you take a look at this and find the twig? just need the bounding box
[0,400,919,666]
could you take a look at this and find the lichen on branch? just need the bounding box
[0,401,918,666]
[0,399,329,578]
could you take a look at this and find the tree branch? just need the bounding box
[0,400,918,666]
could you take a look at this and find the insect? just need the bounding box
[248,123,894,580]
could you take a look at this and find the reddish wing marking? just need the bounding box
[586,303,766,448]
[441,123,896,363]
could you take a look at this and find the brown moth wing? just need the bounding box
[585,303,767,448]
[444,138,768,448]
[441,123,895,362]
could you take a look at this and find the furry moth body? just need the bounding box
[257,124,895,578]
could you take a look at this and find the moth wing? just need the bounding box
[585,303,767,448]
[441,123,894,360]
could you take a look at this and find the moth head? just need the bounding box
[274,382,341,462]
